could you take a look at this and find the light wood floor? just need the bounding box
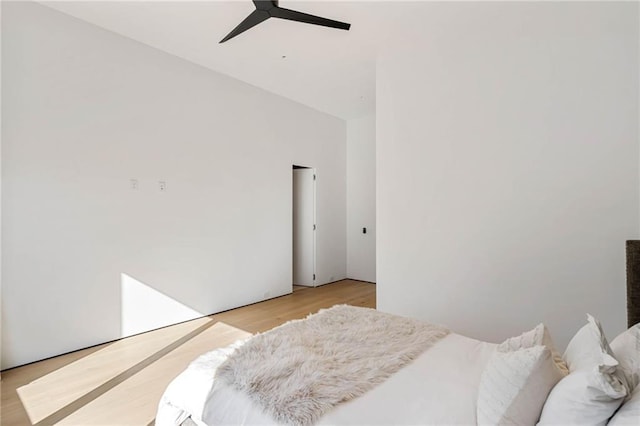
[0,280,375,425]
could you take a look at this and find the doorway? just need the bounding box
[292,165,316,287]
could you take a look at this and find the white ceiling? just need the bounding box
[31,1,602,120]
[40,1,397,120]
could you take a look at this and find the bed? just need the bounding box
[156,311,496,426]
[156,244,640,425]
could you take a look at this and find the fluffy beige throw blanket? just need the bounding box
[215,305,449,425]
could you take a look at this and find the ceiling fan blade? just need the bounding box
[269,7,350,31]
[220,9,270,43]
[252,0,278,11]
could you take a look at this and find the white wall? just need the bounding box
[377,2,639,348]
[347,114,376,282]
[1,1,346,369]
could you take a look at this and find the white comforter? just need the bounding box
[157,333,496,425]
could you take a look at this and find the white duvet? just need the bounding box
[156,333,496,425]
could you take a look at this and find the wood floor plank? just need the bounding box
[57,322,251,426]
[13,318,212,424]
[1,280,375,425]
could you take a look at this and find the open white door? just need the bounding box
[293,167,316,286]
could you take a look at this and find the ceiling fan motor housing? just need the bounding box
[220,0,351,43]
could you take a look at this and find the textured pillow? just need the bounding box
[610,323,640,397]
[538,314,627,426]
[498,323,568,375]
[477,345,565,425]
[609,384,640,425]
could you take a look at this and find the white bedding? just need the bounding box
[157,333,496,425]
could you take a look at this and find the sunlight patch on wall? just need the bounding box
[121,273,203,338]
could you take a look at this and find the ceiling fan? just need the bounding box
[220,0,351,43]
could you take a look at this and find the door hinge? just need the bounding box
[313,274,316,280]
[313,224,316,231]
[313,174,316,180]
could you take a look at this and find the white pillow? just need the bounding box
[478,346,565,425]
[609,384,640,425]
[538,314,627,426]
[498,323,568,375]
[477,324,567,425]
[610,323,640,397]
